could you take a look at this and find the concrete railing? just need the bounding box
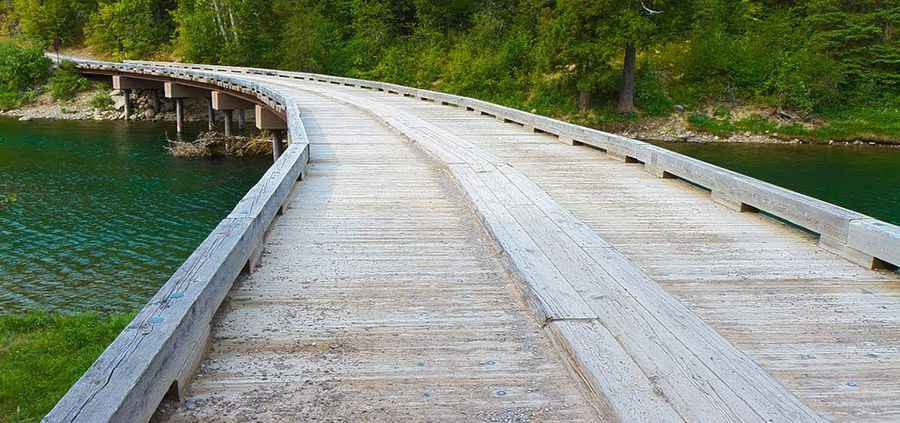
[128,60,900,271]
[44,59,310,422]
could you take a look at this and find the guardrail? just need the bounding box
[128,60,900,271]
[44,59,310,422]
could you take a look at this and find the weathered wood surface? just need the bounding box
[250,78,829,422]
[271,80,899,422]
[52,58,900,422]
[154,94,599,422]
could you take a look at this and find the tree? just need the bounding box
[806,0,900,97]
[540,0,690,113]
[12,0,97,53]
[275,0,348,73]
[86,0,175,59]
[172,0,280,66]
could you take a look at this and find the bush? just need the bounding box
[635,61,673,116]
[48,61,90,100]
[766,50,844,113]
[89,91,114,110]
[0,42,50,93]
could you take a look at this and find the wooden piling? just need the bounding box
[175,98,184,133]
[224,110,233,136]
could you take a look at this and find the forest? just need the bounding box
[1,0,899,141]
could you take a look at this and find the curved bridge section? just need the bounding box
[45,59,900,422]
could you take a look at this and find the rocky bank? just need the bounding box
[0,87,211,122]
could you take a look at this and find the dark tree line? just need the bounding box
[3,0,899,117]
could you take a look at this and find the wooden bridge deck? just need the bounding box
[156,93,599,422]
[53,61,900,423]
[166,74,899,421]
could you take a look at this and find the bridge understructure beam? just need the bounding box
[212,91,255,136]
[113,76,164,120]
[164,81,211,133]
[255,104,287,161]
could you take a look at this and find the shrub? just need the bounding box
[0,42,50,93]
[89,91,114,110]
[635,60,673,116]
[48,61,89,100]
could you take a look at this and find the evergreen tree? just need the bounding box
[807,0,900,98]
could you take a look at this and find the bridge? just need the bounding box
[44,59,900,422]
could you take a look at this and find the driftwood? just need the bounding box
[165,130,272,158]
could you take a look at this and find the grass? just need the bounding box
[687,107,900,144]
[0,312,133,422]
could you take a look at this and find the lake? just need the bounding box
[0,118,269,313]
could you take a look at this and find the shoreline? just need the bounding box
[0,87,212,123]
[3,89,897,148]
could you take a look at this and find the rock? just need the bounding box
[112,95,127,111]
[673,104,686,113]
[143,109,156,120]
[18,116,31,121]
[109,89,122,96]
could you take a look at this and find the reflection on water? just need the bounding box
[652,141,900,226]
[0,118,269,313]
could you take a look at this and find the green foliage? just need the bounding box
[172,0,282,67]
[0,42,48,92]
[0,41,48,109]
[86,0,175,59]
[806,0,900,99]
[11,0,97,50]
[89,91,114,110]
[688,107,900,143]
[3,0,899,140]
[47,61,90,100]
[0,311,133,421]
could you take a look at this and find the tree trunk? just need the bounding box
[617,43,636,114]
[577,90,591,112]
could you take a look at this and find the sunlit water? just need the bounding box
[652,141,900,226]
[0,118,269,313]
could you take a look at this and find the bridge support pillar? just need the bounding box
[272,130,284,161]
[207,99,215,131]
[175,98,184,133]
[237,109,245,130]
[123,89,131,120]
[224,110,233,136]
[151,90,160,113]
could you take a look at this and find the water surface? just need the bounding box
[653,141,900,226]
[0,118,269,313]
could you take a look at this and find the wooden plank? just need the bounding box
[286,81,825,422]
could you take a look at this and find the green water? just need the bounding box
[653,141,900,226]
[0,118,269,313]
